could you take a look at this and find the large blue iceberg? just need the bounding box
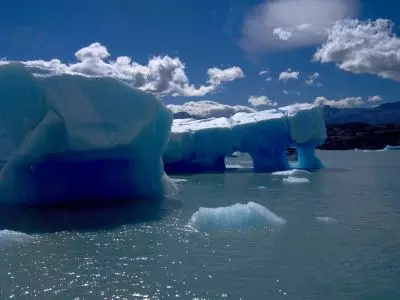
[0,63,326,206]
[0,63,175,205]
[163,104,327,172]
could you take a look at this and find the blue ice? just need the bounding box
[188,202,287,232]
[0,63,174,205]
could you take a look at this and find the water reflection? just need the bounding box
[0,198,182,234]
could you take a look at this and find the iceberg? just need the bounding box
[0,63,175,205]
[164,104,326,172]
[188,202,286,232]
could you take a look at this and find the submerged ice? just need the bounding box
[189,202,287,232]
[164,104,326,173]
[0,63,174,205]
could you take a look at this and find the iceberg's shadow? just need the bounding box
[0,198,182,234]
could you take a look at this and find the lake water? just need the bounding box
[1,150,400,299]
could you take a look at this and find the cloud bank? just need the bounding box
[279,69,299,81]
[368,95,383,103]
[314,19,400,81]
[167,101,256,119]
[240,0,358,53]
[248,96,278,108]
[13,42,244,97]
[314,96,364,108]
[305,72,322,86]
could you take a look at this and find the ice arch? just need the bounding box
[163,104,326,173]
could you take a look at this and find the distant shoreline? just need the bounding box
[318,122,400,150]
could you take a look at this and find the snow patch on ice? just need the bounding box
[282,176,310,184]
[188,201,286,232]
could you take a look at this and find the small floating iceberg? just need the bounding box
[282,176,310,184]
[171,178,188,183]
[316,216,338,224]
[188,202,286,232]
[226,164,245,169]
[272,169,311,177]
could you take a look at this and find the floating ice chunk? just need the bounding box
[0,230,34,246]
[272,169,311,177]
[257,186,267,189]
[171,178,188,183]
[226,164,244,169]
[188,201,286,232]
[282,176,310,184]
[316,216,338,224]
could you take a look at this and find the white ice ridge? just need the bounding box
[0,63,175,205]
[188,202,287,232]
[164,103,326,172]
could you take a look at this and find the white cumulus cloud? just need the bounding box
[258,69,269,76]
[313,19,400,81]
[17,42,244,97]
[167,100,256,119]
[305,72,322,86]
[314,96,364,108]
[273,27,293,41]
[368,95,383,103]
[279,68,299,81]
[240,0,358,53]
[207,67,244,85]
[283,90,300,95]
[248,96,278,108]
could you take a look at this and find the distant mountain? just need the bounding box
[319,123,400,150]
[323,102,400,125]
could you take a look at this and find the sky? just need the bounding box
[1,0,400,110]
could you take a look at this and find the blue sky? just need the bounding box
[1,0,400,108]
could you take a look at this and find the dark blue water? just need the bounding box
[1,150,400,299]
